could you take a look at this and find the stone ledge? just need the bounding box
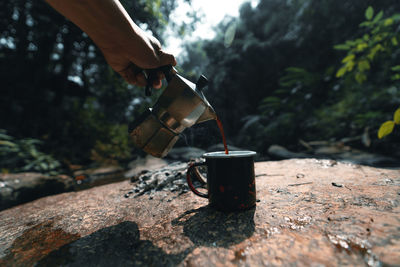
[0,173,74,211]
[0,159,399,266]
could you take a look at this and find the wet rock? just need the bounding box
[73,166,127,190]
[0,166,132,211]
[268,144,400,168]
[268,145,310,159]
[331,150,399,167]
[0,159,400,266]
[313,145,399,167]
[0,173,73,211]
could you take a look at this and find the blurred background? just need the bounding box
[1,0,400,176]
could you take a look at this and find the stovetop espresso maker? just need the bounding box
[128,65,216,158]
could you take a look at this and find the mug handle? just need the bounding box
[186,162,208,198]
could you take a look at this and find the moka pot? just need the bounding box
[128,65,216,158]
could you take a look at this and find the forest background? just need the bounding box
[1,0,399,174]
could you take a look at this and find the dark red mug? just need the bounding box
[186,151,257,211]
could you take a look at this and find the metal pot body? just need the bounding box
[129,73,215,158]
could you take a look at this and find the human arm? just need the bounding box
[45,0,176,88]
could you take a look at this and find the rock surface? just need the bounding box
[73,165,127,190]
[0,159,399,266]
[0,173,74,211]
[0,166,129,211]
[268,144,399,167]
[268,145,310,159]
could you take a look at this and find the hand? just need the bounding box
[99,31,177,89]
[45,0,176,88]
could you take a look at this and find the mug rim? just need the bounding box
[203,150,257,158]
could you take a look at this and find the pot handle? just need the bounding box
[186,162,208,198]
[145,65,176,96]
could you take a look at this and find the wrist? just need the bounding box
[46,0,141,51]
[94,21,141,50]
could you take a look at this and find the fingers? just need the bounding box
[136,72,147,87]
[158,51,177,67]
[145,51,176,89]
[120,66,137,85]
[119,48,177,89]
[152,79,162,89]
[120,65,147,87]
[120,65,164,89]
[144,70,163,89]
[152,71,164,89]
[146,33,176,67]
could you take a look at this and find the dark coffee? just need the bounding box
[215,117,229,154]
[186,151,257,211]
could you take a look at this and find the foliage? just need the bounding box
[259,67,322,116]
[2,0,400,167]
[0,0,186,167]
[181,0,400,156]
[378,108,400,138]
[90,124,133,166]
[0,130,61,174]
[334,6,400,138]
[335,6,400,84]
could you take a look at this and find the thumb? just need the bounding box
[158,51,177,67]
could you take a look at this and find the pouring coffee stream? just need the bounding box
[216,116,229,155]
[129,65,229,157]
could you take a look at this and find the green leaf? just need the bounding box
[365,6,374,20]
[378,121,395,138]
[30,149,38,158]
[357,60,370,72]
[392,37,399,46]
[391,65,400,72]
[360,21,371,27]
[384,18,393,26]
[373,35,383,42]
[0,140,16,147]
[355,72,367,84]
[372,11,383,23]
[262,96,281,103]
[345,40,357,47]
[342,54,355,63]
[391,74,400,80]
[356,43,368,52]
[0,133,13,141]
[40,162,48,170]
[334,44,350,50]
[22,161,35,171]
[394,109,400,124]
[336,67,347,78]
[345,61,355,71]
[392,14,400,21]
[367,44,384,60]
[285,67,307,73]
[274,89,289,95]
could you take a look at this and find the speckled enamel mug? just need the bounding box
[186,151,257,211]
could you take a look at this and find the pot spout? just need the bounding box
[196,105,217,124]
